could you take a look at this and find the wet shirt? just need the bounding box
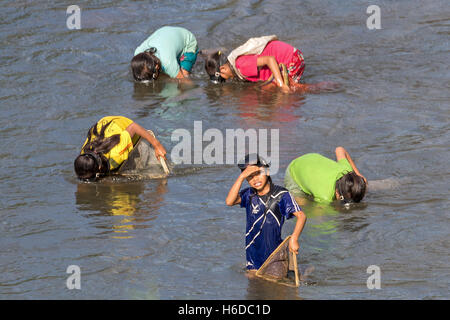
[239,184,301,270]
[134,26,198,78]
[287,153,353,203]
[81,116,134,171]
[235,40,296,82]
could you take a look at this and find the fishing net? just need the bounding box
[255,235,299,287]
[117,130,170,179]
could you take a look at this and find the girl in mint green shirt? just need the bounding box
[131,26,198,81]
[285,147,367,204]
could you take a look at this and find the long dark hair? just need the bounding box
[203,50,235,83]
[131,48,161,82]
[74,120,120,180]
[204,51,221,77]
[335,172,367,203]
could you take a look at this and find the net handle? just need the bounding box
[148,130,170,175]
[292,251,299,287]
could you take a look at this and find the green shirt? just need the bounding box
[134,26,197,78]
[287,153,353,203]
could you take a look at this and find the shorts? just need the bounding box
[287,49,305,83]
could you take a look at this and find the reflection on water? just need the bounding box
[204,83,305,124]
[296,195,369,235]
[246,274,303,300]
[133,78,199,104]
[75,178,168,239]
[294,195,340,237]
[133,78,182,101]
[132,78,202,122]
[244,258,317,299]
[1,0,449,299]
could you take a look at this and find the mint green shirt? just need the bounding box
[287,153,353,203]
[134,26,197,78]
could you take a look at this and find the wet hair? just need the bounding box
[74,120,120,180]
[335,171,367,203]
[204,51,227,83]
[131,48,161,82]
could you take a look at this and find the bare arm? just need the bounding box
[225,166,262,206]
[126,122,167,160]
[225,175,245,206]
[289,210,307,254]
[256,56,290,93]
[335,146,367,183]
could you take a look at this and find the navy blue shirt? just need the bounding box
[239,184,301,270]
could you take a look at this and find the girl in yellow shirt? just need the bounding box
[74,116,167,180]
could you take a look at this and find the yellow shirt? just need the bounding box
[81,116,135,171]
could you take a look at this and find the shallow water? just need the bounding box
[0,0,449,299]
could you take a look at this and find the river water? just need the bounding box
[0,0,449,299]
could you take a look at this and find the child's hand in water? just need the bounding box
[280,84,291,94]
[357,173,368,185]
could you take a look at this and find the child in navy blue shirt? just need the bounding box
[226,154,307,271]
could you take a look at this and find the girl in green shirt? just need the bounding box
[285,147,367,204]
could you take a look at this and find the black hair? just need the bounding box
[74,120,120,180]
[131,48,161,82]
[238,153,270,171]
[203,51,226,83]
[335,171,367,203]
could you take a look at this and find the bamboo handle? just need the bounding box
[292,251,299,287]
[159,157,170,175]
[148,130,170,175]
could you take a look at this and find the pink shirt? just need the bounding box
[235,40,296,82]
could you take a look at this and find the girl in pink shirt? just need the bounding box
[235,41,304,85]
[204,38,336,93]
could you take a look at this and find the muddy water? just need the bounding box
[0,0,449,299]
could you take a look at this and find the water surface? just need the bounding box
[0,0,449,299]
